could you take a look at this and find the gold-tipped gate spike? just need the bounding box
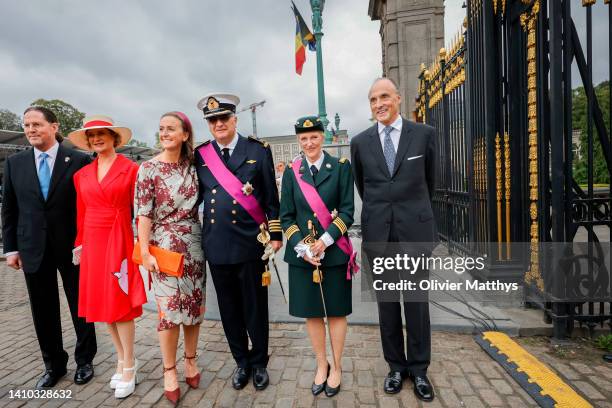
[307,220,337,372]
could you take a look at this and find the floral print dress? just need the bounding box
[135,158,205,330]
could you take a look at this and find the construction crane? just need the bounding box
[237,100,266,139]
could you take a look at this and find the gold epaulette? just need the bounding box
[332,217,348,234]
[339,157,348,164]
[287,163,293,168]
[284,225,300,240]
[268,219,282,233]
[195,140,211,149]
[248,136,269,148]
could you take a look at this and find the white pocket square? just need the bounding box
[407,155,423,161]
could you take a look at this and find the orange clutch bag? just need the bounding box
[132,242,184,277]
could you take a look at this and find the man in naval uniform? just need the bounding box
[195,93,282,391]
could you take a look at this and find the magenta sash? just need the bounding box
[292,159,359,280]
[199,144,267,225]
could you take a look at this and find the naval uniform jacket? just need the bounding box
[195,135,281,265]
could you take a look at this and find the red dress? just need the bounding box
[74,154,147,323]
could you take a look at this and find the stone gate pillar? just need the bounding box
[368,0,444,116]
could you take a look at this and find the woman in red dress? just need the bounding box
[68,115,147,399]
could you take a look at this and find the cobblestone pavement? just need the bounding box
[0,265,610,407]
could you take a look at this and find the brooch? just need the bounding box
[331,208,338,219]
[242,181,254,196]
[65,157,70,162]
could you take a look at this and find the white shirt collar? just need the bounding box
[306,152,325,170]
[377,115,403,135]
[34,141,59,160]
[216,133,239,150]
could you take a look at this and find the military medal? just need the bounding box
[331,209,338,219]
[241,181,254,196]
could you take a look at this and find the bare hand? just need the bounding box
[142,252,160,273]
[304,254,321,266]
[271,240,283,252]
[310,240,326,257]
[6,254,22,270]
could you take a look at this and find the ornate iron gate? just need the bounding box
[415,0,611,338]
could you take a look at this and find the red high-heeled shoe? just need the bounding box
[163,365,180,404]
[184,353,201,389]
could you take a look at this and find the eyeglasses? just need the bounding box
[207,114,233,124]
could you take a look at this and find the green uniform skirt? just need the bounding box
[288,264,352,318]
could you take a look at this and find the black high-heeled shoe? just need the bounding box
[311,363,330,396]
[324,367,341,397]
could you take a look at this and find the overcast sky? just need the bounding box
[0,1,607,146]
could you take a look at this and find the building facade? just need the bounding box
[368,0,444,116]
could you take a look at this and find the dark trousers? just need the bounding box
[23,249,97,371]
[377,226,431,376]
[209,260,269,368]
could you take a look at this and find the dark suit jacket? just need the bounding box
[2,143,91,274]
[350,118,437,243]
[195,135,281,265]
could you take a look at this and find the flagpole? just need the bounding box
[310,0,332,144]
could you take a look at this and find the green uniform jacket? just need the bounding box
[280,151,354,267]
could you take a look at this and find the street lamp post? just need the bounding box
[310,0,332,143]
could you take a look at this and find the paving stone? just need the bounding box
[572,380,606,400]
[478,387,505,406]
[357,370,373,387]
[460,395,486,408]
[490,378,514,395]
[1,263,609,408]
[451,376,474,396]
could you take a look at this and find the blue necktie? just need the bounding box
[383,126,396,174]
[38,152,51,200]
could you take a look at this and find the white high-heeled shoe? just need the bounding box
[110,360,123,389]
[115,359,139,399]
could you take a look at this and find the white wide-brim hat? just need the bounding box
[67,115,132,151]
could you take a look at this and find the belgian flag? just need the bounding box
[291,1,316,75]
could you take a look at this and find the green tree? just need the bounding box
[0,109,22,131]
[30,98,85,137]
[127,138,148,148]
[154,131,161,149]
[573,81,611,184]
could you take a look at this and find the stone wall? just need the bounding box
[368,0,444,116]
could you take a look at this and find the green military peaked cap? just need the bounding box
[294,115,325,134]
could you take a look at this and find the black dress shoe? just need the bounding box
[36,368,67,389]
[74,363,94,385]
[408,373,434,401]
[324,379,341,397]
[311,363,330,396]
[384,371,403,394]
[253,367,269,390]
[232,367,250,390]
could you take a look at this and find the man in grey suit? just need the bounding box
[351,78,436,401]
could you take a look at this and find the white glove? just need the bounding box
[261,242,275,261]
[72,245,82,265]
[294,242,325,260]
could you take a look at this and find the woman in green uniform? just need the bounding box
[280,116,355,398]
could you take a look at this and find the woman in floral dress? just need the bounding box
[135,111,204,404]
